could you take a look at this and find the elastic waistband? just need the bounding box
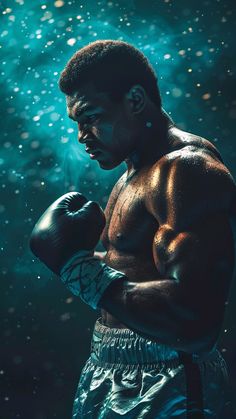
[89,318,221,369]
[92,318,179,364]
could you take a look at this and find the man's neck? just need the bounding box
[125,110,173,175]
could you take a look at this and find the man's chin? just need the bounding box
[97,158,121,170]
[98,161,116,170]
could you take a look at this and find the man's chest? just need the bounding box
[101,173,158,254]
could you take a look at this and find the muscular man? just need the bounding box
[30,41,236,417]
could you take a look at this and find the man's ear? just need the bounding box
[125,85,147,114]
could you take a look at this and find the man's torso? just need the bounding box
[100,126,235,328]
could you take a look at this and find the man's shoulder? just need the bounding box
[145,128,235,225]
[167,126,223,160]
[150,127,230,180]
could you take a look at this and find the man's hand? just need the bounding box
[29,192,106,274]
[30,192,126,309]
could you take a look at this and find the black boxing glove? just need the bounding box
[30,192,127,309]
[30,192,106,275]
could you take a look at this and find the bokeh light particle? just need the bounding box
[54,0,64,7]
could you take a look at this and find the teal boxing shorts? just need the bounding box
[72,318,234,418]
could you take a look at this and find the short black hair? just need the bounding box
[59,40,162,108]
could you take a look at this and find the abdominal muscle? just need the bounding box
[100,248,162,328]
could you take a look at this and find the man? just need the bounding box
[30,40,236,417]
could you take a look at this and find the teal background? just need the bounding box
[1,0,236,417]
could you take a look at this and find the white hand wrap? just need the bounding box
[60,251,126,309]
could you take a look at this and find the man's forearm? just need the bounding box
[99,278,214,353]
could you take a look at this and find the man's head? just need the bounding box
[59,40,161,108]
[59,40,164,170]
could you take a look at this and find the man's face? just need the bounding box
[66,83,136,169]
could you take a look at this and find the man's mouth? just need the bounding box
[89,152,99,160]
[85,147,100,159]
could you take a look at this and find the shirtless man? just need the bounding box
[30,40,236,417]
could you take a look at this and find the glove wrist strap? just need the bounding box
[60,252,126,309]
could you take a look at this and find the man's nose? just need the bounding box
[78,126,89,144]
[78,131,86,144]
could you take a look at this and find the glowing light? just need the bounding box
[20,132,29,140]
[3,8,12,14]
[41,11,53,21]
[67,38,76,46]
[172,88,182,98]
[202,93,211,100]
[54,0,64,7]
[31,141,40,149]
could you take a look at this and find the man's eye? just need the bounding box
[87,114,100,122]
[77,114,100,129]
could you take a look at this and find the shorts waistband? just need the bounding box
[89,318,222,369]
[90,318,178,367]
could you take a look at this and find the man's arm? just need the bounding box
[99,152,235,354]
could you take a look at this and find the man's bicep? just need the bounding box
[149,153,235,279]
[152,213,234,302]
[153,224,200,282]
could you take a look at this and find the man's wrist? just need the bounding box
[60,250,94,275]
[59,253,126,310]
